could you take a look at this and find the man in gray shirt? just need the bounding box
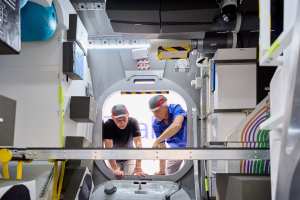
[103,104,146,178]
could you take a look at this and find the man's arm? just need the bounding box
[157,143,166,175]
[133,136,147,176]
[133,136,142,169]
[103,139,119,171]
[153,115,184,147]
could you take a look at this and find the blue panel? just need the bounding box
[211,62,216,93]
[21,2,57,41]
[73,43,85,79]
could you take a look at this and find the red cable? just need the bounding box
[241,106,267,143]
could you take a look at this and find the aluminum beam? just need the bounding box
[10,148,270,161]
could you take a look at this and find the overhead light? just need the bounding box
[121,90,169,95]
[133,79,156,85]
[88,39,151,49]
[88,43,151,49]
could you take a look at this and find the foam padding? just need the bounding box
[21,1,57,41]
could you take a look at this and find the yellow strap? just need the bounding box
[157,46,191,60]
[159,46,191,52]
[16,161,23,180]
[2,163,10,179]
[268,39,280,58]
[58,84,64,109]
[204,177,209,192]
[57,161,66,200]
[58,84,65,147]
[165,47,177,52]
[59,111,65,147]
[157,52,165,60]
[52,161,59,200]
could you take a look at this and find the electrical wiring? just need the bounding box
[257,131,266,174]
[257,130,269,174]
[246,111,269,174]
[242,106,268,143]
[244,128,270,174]
[251,118,269,174]
[240,106,267,149]
[244,121,266,174]
[249,115,268,142]
[240,110,266,172]
[240,105,269,173]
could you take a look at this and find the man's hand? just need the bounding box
[152,139,162,148]
[155,170,165,175]
[112,168,124,179]
[133,167,147,177]
[153,142,166,175]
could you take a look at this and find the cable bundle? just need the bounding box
[240,105,270,175]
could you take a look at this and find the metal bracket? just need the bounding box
[73,2,105,11]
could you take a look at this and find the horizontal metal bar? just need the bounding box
[9,148,270,161]
[213,108,254,113]
[213,59,256,64]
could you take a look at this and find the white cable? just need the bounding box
[234,12,242,33]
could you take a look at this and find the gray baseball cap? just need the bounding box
[149,95,167,111]
[111,104,128,118]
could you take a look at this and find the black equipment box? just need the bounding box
[0,95,16,146]
[63,41,85,80]
[70,96,96,123]
[0,0,21,54]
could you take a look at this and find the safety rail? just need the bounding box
[0,148,270,161]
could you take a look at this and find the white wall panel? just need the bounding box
[214,63,257,109]
[0,6,93,147]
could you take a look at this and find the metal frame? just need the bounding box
[259,1,300,200]
[88,39,151,49]
[10,148,269,161]
[192,108,201,200]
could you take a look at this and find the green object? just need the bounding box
[252,129,270,174]
[253,160,258,174]
[204,177,209,192]
[268,39,280,58]
[58,84,65,147]
[258,129,270,174]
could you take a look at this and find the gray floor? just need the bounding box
[91,180,191,200]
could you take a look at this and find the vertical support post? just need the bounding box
[192,108,201,200]
[16,161,23,180]
[200,58,208,147]
[2,163,10,180]
[259,0,271,61]
[52,161,59,200]
[198,53,210,199]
